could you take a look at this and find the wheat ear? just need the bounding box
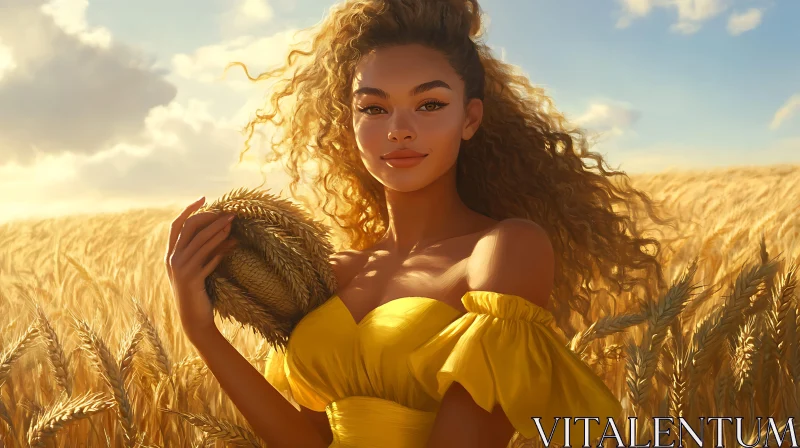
[27,391,114,447]
[72,317,137,447]
[34,304,72,396]
[0,321,38,388]
[162,408,265,447]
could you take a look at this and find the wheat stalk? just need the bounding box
[793,297,800,414]
[770,266,797,364]
[117,321,144,384]
[713,361,732,418]
[569,312,647,358]
[187,364,208,399]
[762,265,799,417]
[731,315,757,395]
[61,252,106,301]
[72,317,138,447]
[172,354,203,375]
[162,408,265,447]
[132,349,161,390]
[0,321,38,388]
[625,259,698,416]
[34,304,73,396]
[27,391,114,447]
[19,397,45,430]
[97,275,123,298]
[667,328,688,439]
[688,260,780,396]
[730,316,758,426]
[624,339,649,414]
[0,398,18,443]
[1,317,19,346]
[586,344,625,374]
[751,309,778,417]
[132,298,172,380]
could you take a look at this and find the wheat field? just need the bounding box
[1,164,799,447]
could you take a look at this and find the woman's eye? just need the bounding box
[358,106,384,115]
[357,101,448,115]
[419,101,448,112]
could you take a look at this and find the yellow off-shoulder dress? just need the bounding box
[264,290,622,447]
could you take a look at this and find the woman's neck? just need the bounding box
[377,165,493,255]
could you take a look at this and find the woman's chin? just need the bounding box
[379,177,433,193]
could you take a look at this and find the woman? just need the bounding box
[164,0,678,446]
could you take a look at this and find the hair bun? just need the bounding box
[442,0,483,38]
[434,0,483,38]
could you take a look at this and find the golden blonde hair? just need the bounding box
[229,0,679,337]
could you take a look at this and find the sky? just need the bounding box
[0,0,798,224]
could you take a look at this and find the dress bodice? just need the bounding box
[264,291,622,447]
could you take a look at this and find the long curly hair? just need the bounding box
[228,0,680,337]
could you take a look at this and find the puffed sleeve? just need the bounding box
[408,291,622,447]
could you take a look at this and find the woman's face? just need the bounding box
[351,44,483,192]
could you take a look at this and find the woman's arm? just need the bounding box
[427,382,515,448]
[165,199,336,447]
[190,328,330,448]
[301,407,334,443]
[192,247,354,446]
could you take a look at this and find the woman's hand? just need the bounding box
[164,197,237,342]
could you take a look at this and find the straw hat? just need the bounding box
[192,187,338,350]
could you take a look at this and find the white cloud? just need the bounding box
[239,0,274,22]
[670,21,703,34]
[616,0,732,34]
[220,0,276,38]
[0,39,16,82]
[171,28,313,90]
[0,0,176,165]
[0,0,298,224]
[622,0,654,17]
[727,8,763,35]
[71,99,284,198]
[770,94,800,131]
[573,100,642,143]
[0,97,292,225]
[40,0,112,48]
[672,0,729,22]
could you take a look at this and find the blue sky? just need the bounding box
[0,0,798,223]
[85,0,800,169]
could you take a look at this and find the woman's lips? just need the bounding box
[382,154,427,168]
[381,148,427,159]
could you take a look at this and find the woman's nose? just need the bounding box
[388,128,416,142]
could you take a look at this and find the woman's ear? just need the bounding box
[462,98,483,141]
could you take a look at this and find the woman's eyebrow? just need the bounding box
[352,80,452,99]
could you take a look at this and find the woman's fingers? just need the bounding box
[175,211,224,258]
[189,219,234,275]
[166,197,206,266]
[200,249,226,279]
[200,239,237,278]
[182,214,234,264]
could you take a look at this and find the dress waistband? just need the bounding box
[325,396,436,447]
